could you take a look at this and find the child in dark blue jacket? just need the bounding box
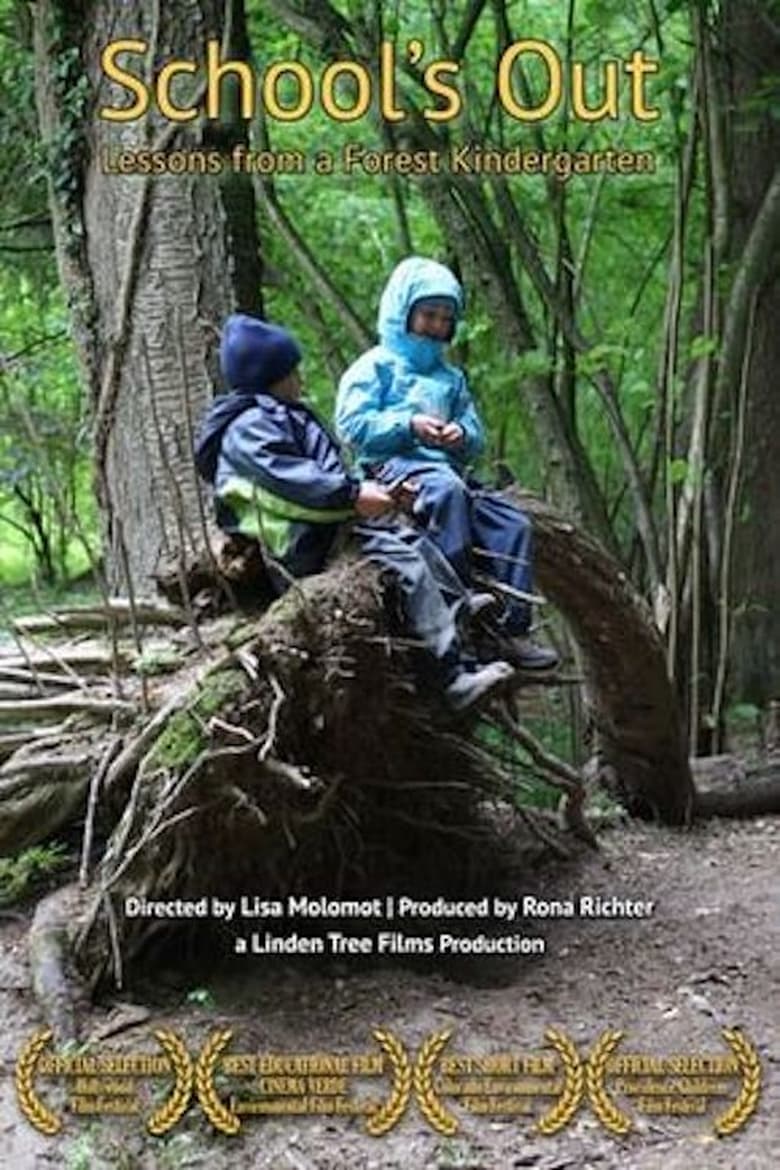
[195,313,513,710]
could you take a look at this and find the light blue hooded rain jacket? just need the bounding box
[335,257,485,471]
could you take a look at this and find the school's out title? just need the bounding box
[99,38,661,125]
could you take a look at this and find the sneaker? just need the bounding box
[444,660,515,711]
[466,591,499,617]
[504,636,559,671]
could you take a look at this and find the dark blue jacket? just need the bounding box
[195,392,361,577]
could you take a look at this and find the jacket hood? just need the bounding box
[220,313,302,393]
[377,257,464,373]
[194,391,259,484]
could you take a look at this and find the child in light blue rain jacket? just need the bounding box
[335,256,557,671]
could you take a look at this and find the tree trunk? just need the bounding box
[33,0,263,591]
[721,1,780,704]
[514,494,694,823]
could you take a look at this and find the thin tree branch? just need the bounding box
[710,292,757,750]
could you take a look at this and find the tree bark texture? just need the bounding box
[514,494,694,822]
[33,0,263,591]
[722,1,780,703]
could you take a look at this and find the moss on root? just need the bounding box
[150,668,247,769]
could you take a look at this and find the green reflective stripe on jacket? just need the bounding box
[218,476,355,557]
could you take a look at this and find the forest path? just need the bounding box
[1,816,778,1169]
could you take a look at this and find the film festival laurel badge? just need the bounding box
[15,1026,761,1139]
[14,1028,193,1136]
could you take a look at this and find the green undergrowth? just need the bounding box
[477,704,575,812]
[132,646,183,677]
[0,842,71,907]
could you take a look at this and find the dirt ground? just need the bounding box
[1,814,778,1170]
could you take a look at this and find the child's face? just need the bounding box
[269,368,303,402]
[408,302,456,341]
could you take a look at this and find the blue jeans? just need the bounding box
[374,458,533,635]
[353,520,468,679]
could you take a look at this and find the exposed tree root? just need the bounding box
[0,733,102,854]
[28,884,89,1044]
[0,496,710,1034]
[514,493,695,823]
[69,562,543,987]
[0,559,580,1031]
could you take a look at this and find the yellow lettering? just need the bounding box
[625,50,660,121]
[156,59,198,122]
[262,62,314,122]
[423,60,462,122]
[321,61,371,122]
[206,38,254,119]
[99,39,149,121]
[497,40,561,122]
[571,60,619,121]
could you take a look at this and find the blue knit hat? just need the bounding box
[220,313,302,392]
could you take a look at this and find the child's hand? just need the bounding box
[355,481,395,517]
[411,413,445,445]
[386,475,419,512]
[438,422,464,448]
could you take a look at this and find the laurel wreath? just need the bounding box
[586,1029,632,1136]
[146,1029,193,1135]
[15,1029,61,1136]
[363,1029,413,1136]
[194,1029,241,1134]
[712,1029,762,1137]
[535,1028,585,1135]
[413,1029,459,1136]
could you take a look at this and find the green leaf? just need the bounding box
[185,987,215,1008]
[689,334,718,359]
[668,457,688,485]
[727,702,760,725]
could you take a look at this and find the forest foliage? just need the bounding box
[1,0,779,734]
